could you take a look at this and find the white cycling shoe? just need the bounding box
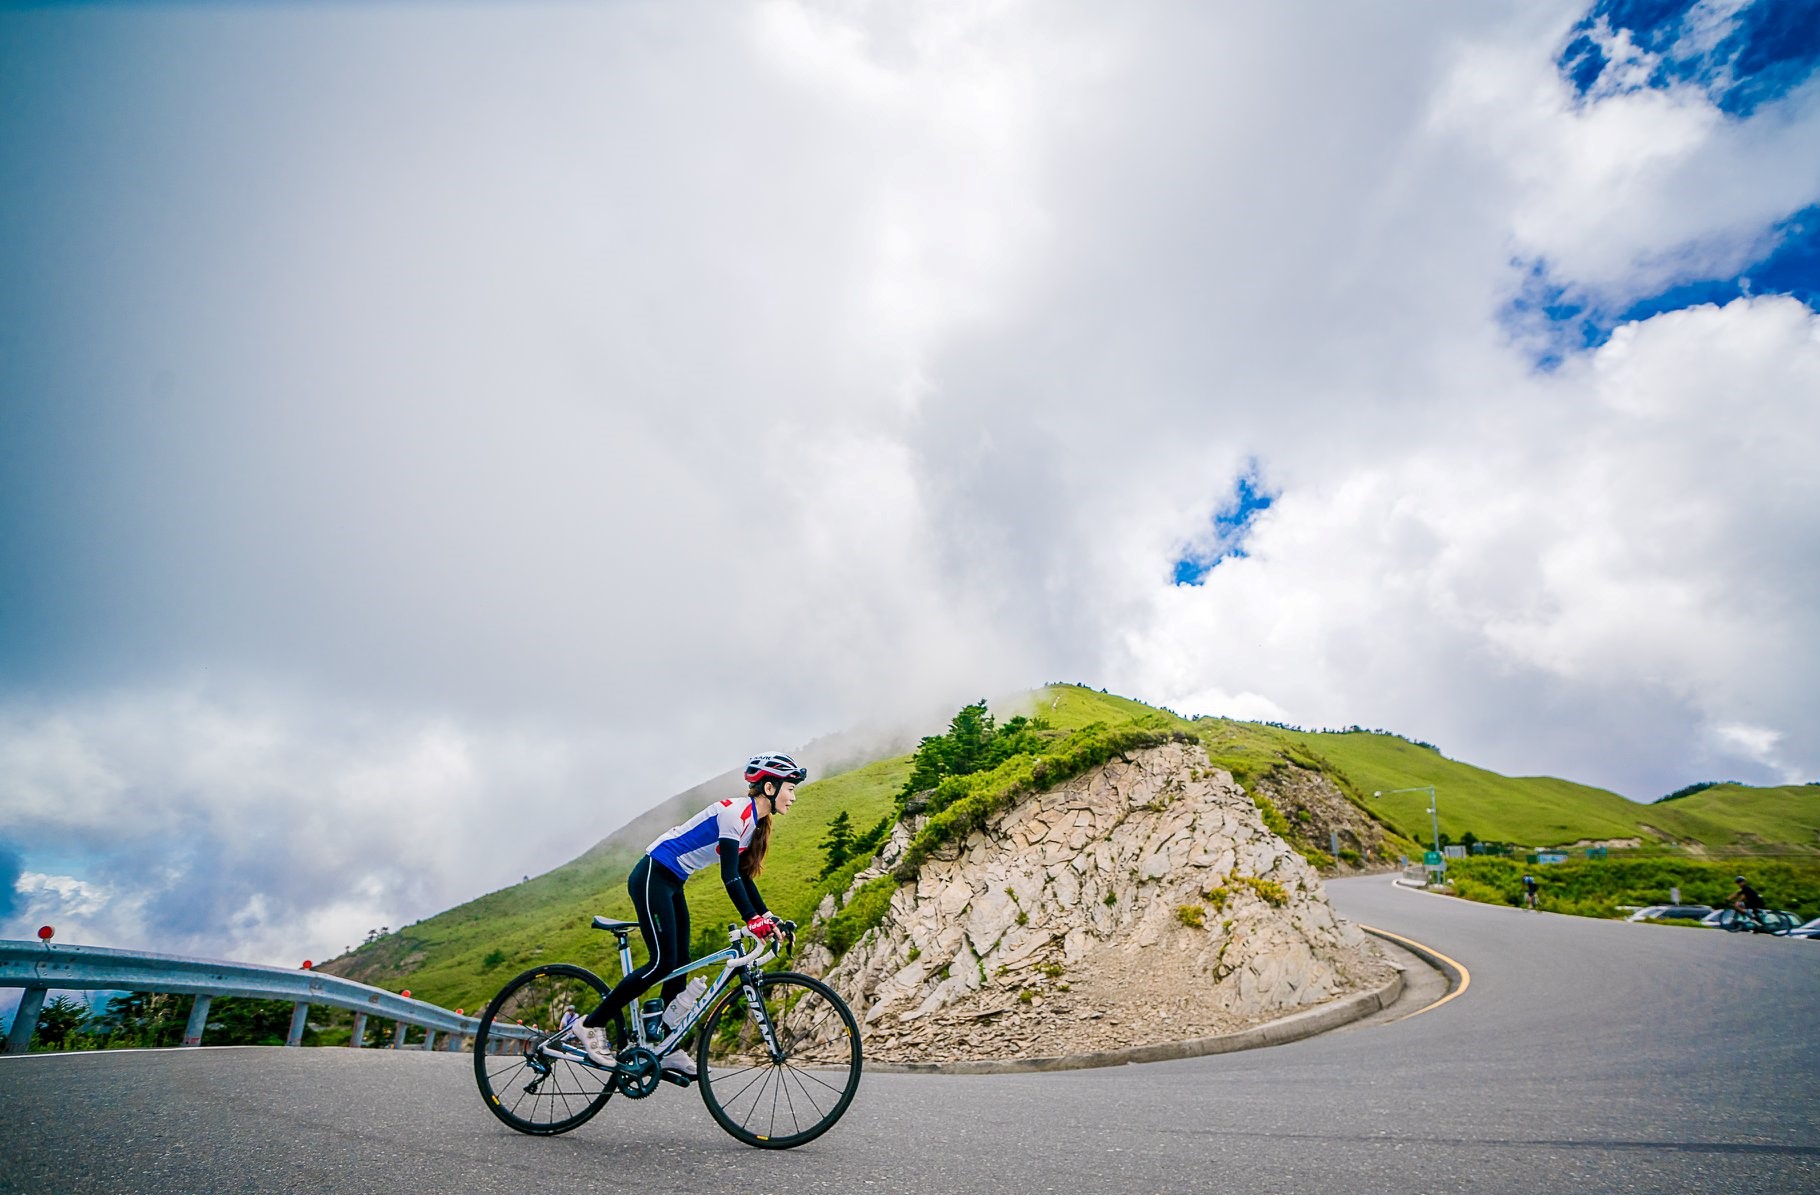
[660,1052,697,1078]
[565,1023,618,1069]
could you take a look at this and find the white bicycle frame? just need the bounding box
[617,923,783,1058]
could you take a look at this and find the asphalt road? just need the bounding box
[2,876,1815,1195]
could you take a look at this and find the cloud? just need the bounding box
[0,688,595,962]
[1436,8,1820,303]
[0,1,1816,957]
[1117,295,1820,798]
[16,873,113,921]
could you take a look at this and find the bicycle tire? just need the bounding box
[473,963,616,1136]
[696,970,861,1149]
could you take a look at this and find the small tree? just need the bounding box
[104,991,185,1048]
[208,997,318,1046]
[819,810,855,878]
[36,995,90,1050]
[897,701,1049,805]
[851,814,892,857]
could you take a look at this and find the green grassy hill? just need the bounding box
[1258,729,1820,856]
[1270,730,1664,848]
[1641,784,1820,854]
[316,685,1819,1011]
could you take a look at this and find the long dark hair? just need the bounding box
[741,782,773,879]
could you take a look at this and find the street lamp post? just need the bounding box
[1373,785,1441,872]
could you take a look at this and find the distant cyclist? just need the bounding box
[1728,875,1766,930]
[1522,874,1539,910]
[570,753,806,1077]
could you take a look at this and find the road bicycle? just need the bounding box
[472,915,862,1148]
[1715,907,1799,935]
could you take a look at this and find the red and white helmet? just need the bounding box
[745,752,807,786]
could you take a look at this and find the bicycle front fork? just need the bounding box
[743,979,784,1062]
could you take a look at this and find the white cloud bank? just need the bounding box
[1,0,1815,961]
[0,689,587,962]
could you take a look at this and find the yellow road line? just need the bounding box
[1359,924,1471,1018]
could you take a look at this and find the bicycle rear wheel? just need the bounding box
[473,963,615,1135]
[696,970,861,1149]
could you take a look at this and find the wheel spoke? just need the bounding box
[779,1063,851,1099]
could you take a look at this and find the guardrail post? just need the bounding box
[422,1029,438,1052]
[183,994,213,1047]
[391,1021,407,1049]
[4,988,48,1054]
[350,1012,367,1047]
[287,1002,309,1047]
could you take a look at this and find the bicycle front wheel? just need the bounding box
[696,970,861,1149]
[473,963,615,1136]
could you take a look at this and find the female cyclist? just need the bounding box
[569,752,805,1077]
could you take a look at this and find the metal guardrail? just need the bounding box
[0,939,536,1056]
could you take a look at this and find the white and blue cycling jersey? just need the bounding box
[647,797,759,881]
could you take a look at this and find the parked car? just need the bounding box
[1626,904,1715,923]
[1783,917,1820,939]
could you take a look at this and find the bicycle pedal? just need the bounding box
[659,1070,694,1088]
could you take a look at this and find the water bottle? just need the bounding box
[640,998,666,1041]
[662,976,708,1031]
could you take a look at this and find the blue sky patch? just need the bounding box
[1173,470,1277,586]
[0,844,23,921]
[1559,0,1820,117]
[1506,204,1820,367]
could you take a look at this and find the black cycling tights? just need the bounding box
[583,854,690,1029]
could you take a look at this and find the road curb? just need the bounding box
[864,950,1406,1076]
[1358,925,1464,995]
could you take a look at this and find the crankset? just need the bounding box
[615,1046,661,1099]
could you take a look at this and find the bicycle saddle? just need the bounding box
[591,916,638,932]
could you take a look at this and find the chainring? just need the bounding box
[615,1046,661,1099]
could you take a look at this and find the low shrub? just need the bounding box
[823,876,898,957]
[1297,847,1336,871]
[1252,793,1293,839]
[1442,856,1820,920]
[1233,875,1289,907]
[892,724,1187,881]
[1204,874,1288,909]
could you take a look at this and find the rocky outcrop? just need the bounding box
[1250,764,1400,871]
[802,741,1392,1063]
